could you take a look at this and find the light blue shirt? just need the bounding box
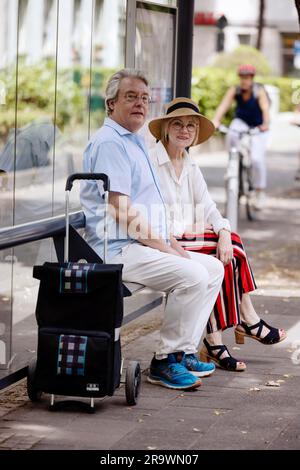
[80,117,168,261]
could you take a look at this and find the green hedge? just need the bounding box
[0,60,115,143]
[192,67,295,126]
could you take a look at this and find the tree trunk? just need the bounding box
[256,0,265,50]
[295,0,300,27]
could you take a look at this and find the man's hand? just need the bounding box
[259,123,269,132]
[216,230,233,266]
[109,192,176,254]
[170,236,190,259]
[165,247,185,258]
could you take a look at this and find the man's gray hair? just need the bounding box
[105,68,149,115]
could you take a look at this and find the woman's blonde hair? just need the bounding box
[161,116,200,148]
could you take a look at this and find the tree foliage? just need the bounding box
[212,45,272,76]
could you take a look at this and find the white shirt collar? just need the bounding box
[155,140,197,167]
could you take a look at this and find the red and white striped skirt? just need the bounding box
[177,232,257,333]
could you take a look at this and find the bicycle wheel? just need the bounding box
[238,155,244,220]
[240,162,255,221]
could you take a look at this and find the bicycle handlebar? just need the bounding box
[218,124,263,136]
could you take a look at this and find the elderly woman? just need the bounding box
[148,97,286,372]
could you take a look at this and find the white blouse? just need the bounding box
[149,141,231,237]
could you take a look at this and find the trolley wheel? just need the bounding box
[125,361,141,406]
[27,358,42,402]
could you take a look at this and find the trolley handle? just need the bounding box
[65,173,110,192]
[64,173,110,264]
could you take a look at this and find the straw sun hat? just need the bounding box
[148,97,215,146]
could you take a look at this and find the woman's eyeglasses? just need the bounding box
[170,120,198,133]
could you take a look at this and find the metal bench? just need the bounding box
[0,211,164,389]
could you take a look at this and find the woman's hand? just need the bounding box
[216,230,233,266]
[204,223,214,233]
[190,223,214,234]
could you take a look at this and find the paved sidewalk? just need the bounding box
[0,146,299,451]
[0,293,299,451]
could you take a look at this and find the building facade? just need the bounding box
[193,0,300,76]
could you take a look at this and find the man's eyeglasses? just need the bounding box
[170,120,198,133]
[123,92,151,105]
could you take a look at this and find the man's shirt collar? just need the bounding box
[104,117,134,136]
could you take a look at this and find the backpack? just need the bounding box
[235,83,271,105]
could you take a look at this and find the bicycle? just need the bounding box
[218,124,262,229]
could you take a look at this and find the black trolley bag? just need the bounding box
[27,173,141,412]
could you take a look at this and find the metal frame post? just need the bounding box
[176,0,195,98]
[225,147,239,232]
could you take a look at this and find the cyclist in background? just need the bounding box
[213,64,270,210]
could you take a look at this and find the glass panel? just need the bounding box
[0,0,19,371]
[11,239,58,372]
[53,0,92,216]
[134,1,176,147]
[12,0,57,225]
[135,2,176,118]
[89,0,126,135]
[51,0,126,214]
[9,0,58,372]
[0,0,18,230]
[0,249,13,370]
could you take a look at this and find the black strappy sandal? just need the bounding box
[200,338,246,372]
[235,320,286,345]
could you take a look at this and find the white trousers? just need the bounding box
[227,118,269,190]
[111,243,224,359]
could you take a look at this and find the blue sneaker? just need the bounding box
[147,354,202,390]
[181,353,215,377]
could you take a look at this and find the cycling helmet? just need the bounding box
[237,64,256,76]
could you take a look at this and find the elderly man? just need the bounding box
[80,69,224,390]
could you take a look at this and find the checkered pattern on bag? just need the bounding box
[57,334,87,376]
[59,263,97,294]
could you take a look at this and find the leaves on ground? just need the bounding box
[214,410,227,415]
[265,381,280,387]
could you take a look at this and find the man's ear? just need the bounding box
[107,100,115,113]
